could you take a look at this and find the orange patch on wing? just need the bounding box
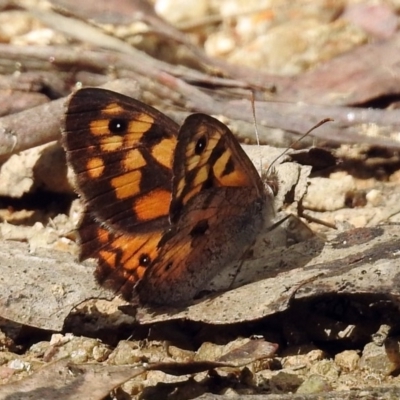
[134,189,170,221]
[213,150,251,186]
[182,186,201,206]
[175,167,207,206]
[99,250,117,268]
[114,232,162,277]
[102,103,125,116]
[151,137,177,169]
[123,128,152,145]
[219,169,250,186]
[129,113,154,136]
[96,226,110,244]
[100,135,124,152]
[213,150,230,176]
[185,143,200,171]
[121,148,146,171]
[175,177,186,199]
[216,153,251,186]
[193,167,209,188]
[111,170,141,199]
[207,136,219,152]
[87,157,105,179]
[90,119,110,136]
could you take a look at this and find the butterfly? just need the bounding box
[62,88,275,306]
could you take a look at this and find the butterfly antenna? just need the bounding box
[250,91,262,174]
[265,117,333,178]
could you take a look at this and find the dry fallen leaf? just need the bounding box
[0,240,114,331]
[137,224,400,324]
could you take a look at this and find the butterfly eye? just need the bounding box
[139,253,151,267]
[109,118,128,134]
[195,135,207,155]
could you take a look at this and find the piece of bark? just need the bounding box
[0,90,49,117]
[223,100,400,149]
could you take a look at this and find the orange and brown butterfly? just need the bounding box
[62,88,275,306]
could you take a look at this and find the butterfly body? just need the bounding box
[63,88,274,306]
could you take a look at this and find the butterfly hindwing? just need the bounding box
[79,213,162,300]
[137,186,266,305]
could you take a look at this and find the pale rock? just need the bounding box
[335,350,360,372]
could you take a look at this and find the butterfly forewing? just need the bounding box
[170,114,265,223]
[63,88,178,234]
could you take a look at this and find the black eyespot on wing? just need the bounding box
[195,136,207,155]
[139,253,151,267]
[109,118,128,134]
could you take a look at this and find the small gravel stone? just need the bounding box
[92,345,111,362]
[70,348,89,363]
[282,349,326,370]
[270,371,303,392]
[303,175,356,211]
[8,359,30,371]
[296,374,332,394]
[335,350,360,372]
[359,341,392,374]
[366,189,383,206]
[309,360,340,382]
[155,0,209,24]
[108,341,142,365]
